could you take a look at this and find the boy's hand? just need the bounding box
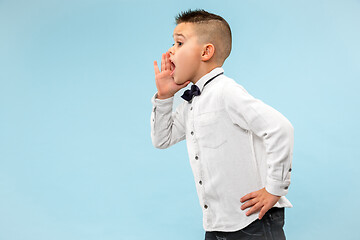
[240,187,280,220]
[153,52,190,99]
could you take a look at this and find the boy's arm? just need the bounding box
[150,94,186,149]
[151,52,190,149]
[223,83,294,219]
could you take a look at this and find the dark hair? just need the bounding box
[175,9,226,24]
[175,9,232,64]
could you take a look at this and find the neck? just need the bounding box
[191,62,222,84]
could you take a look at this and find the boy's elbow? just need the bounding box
[153,142,169,149]
[283,120,294,135]
[282,120,294,146]
[273,118,294,144]
[287,121,294,137]
[151,136,170,149]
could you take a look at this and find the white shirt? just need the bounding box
[150,67,294,232]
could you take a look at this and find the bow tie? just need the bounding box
[181,72,224,103]
[181,85,201,102]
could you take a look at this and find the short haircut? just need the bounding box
[175,9,232,65]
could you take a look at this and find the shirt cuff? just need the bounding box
[265,177,290,196]
[151,93,174,114]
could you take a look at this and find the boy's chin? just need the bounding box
[174,78,187,85]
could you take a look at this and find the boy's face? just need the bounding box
[168,23,203,84]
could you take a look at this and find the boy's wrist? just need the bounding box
[151,93,174,114]
[156,92,174,99]
[265,178,290,197]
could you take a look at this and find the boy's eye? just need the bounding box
[171,42,183,47]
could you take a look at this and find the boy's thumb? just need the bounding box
[182,81,191,88]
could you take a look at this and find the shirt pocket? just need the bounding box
[195,111,227,149]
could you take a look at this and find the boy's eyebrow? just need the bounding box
[173,33,186,38]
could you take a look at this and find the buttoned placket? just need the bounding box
[188,97,208,213]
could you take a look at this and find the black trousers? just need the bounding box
[205,207,286,240]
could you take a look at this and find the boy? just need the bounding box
[150,9,294,240]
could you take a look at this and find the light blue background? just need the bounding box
[1,0,359,239]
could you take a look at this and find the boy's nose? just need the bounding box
[168,45,174,55]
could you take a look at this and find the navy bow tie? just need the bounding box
[181,84,201,102]
[181,72,224,103]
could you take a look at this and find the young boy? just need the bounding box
[150,9,294,240]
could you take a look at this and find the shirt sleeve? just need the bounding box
[222,83,294,196]
[150,93,186,149]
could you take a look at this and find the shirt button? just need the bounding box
[191,131,194,135]
[152,118,154,122]
[195,156,199,160]
[199,180,202,185]
[190,107,193,110]
[289,168,292,172]
[204,205,208,209]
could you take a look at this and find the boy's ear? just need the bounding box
[201,43,215,62]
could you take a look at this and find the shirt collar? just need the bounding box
[195,67,224,92]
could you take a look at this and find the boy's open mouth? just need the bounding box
[170,59,176,76]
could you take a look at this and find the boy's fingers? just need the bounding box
[165,52,171,71]
[246,202,262,216]
[161,53,165,72]
[240,198,257,210]
[258,206,270,220]
[154,61,160,75]
[240,192,255,203]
